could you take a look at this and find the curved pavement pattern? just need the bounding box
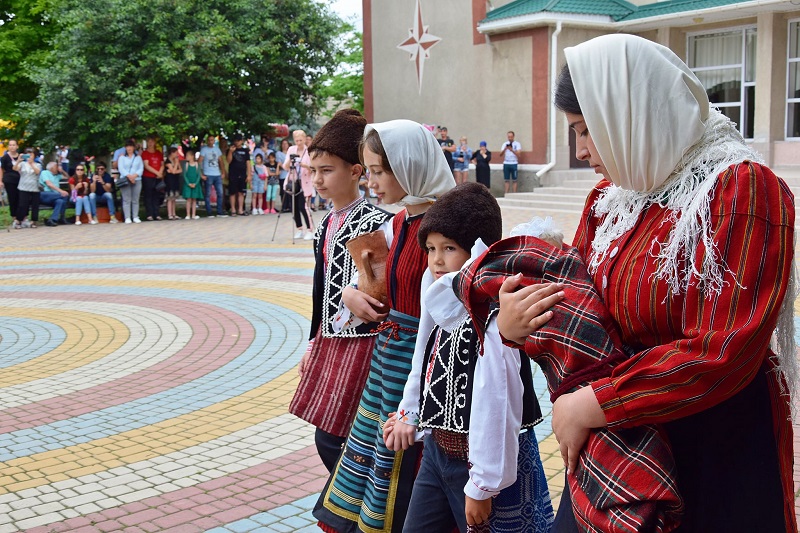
[0,208,797,532]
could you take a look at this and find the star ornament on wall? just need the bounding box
[397,0,441,94]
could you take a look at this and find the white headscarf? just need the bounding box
[565,33,798,412]
[365,119,455,206]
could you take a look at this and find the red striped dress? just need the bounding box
[576,162,796,532]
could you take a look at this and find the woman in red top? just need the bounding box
[499,34,797,532]
[141,135,164,221]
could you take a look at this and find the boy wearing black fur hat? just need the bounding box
[288,109,393,471]
[384,183,553,532]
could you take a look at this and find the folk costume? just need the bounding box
[455,236,682,533]
[394,183,553,532]
[314,120,456,533]
[288,196,392,468]
[290,109,393,472]
[565,34,795,532]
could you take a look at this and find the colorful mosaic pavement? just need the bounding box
[0,207,797,532]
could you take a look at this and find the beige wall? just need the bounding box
[370,0,534,156]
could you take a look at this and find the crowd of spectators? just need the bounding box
[0,131,353,229]
[0,126,509,230]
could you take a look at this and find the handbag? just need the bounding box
[115,175,130,188]
[155,179,166,193]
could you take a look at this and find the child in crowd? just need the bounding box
[384,183,553,533]
[182,150,203,220]
[314,119,456,533]
[164,147,182,220]
[251,153,267,215]
[288,109,393,472]
[265,152,280,214]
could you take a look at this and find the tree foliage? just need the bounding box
[0,0,60,136]
[315,28,363,116]
[20,0,343,153]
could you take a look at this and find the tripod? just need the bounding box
[272,162,306,244]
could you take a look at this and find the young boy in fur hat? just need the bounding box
[384,183,553,532]
[288,109,393,471]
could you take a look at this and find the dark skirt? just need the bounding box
[314,309,422,533]
[475,165,491,188]
[165,172,181,197]
[550,364,786,533]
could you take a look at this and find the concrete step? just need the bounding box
[512,188,592,199]
[497,197,586,210]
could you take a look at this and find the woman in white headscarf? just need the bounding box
[314,119,455,533]
[497,34,797,532]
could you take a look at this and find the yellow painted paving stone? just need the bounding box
[0,369,300,494]
[0,309,129,387]
[0,278,312,318]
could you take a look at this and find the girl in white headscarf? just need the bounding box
[497,34,797,533]
[314,119,455,533]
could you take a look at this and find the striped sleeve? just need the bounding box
[591,163,795,427]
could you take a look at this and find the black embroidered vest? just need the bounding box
[309,200,392,340]
[418,313,542,434]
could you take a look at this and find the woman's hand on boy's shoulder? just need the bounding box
[342,286,388,323]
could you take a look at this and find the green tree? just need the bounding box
[20,0,343,153]
[0,0,61,137]
[315,27,363,115]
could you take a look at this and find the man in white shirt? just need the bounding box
[500,131,521,193]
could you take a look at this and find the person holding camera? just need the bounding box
[453,136,472,185]
[282,130,313,239]
[500,131,521,193]
[12,147,42,229]
[89,162,117,223]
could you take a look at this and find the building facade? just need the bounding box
[364,0,800,190]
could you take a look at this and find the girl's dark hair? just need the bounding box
[554,64,582,115]
[168,146,178,155]
[359,129,393,174]
[255,153,263,161]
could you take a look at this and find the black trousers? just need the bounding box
[314,428,345,473]
[142,177,160,219]
[16,190,40,222]
[3,176,20,220]
[292,192,310,229]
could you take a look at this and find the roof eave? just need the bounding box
[616,0,797,31]
[478,0,799,35]
[478,13,614,35]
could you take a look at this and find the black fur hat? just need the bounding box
[418,182,502,252]
[308,109,367,166]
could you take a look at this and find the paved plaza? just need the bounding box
[0,200,798,532]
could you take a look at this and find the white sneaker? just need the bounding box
[75,220,82,225]
[252,208,258,215]
[294,230,303,239]
[303,232,314,240]
[185,215,190,220]
[90,218,98,225]
[109,217,118,224]
[193,215,200,220]
[133,218,141,223]
[125,218,132,224]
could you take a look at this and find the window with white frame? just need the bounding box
[688,27,756,139]
[787,20,800,139]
